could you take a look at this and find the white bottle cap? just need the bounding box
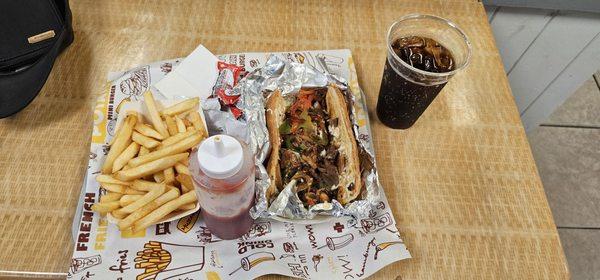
[197,135,244,179]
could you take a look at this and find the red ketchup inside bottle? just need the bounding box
[189,135,255,240]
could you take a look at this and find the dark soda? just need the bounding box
[377,36,455,129]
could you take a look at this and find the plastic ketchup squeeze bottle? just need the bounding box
[189,135,255,240]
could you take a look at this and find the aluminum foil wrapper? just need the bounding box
[230,54,381,220]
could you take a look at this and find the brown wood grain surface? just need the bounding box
[0,0,569,279]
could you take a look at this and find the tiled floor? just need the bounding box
[529,73,600,280]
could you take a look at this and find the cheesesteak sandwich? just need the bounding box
[266,85,361,207]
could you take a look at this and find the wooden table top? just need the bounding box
[0,0,569,279]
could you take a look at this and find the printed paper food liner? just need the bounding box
[69,50,410,280]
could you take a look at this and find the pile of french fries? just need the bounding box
[91,91,207,233]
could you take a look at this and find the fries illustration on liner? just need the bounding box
[135,241,206,280]
[91,92,207,233]
[135,241,171,280]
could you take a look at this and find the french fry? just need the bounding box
[164,167,175,184]
[112,142,140,173]
[179,107,196,119]
[175,116,186,133]
[102,114,137,174]
[114,184,167,216]
[132,180,165,192]
[129,134,201,167]
[158,130,197,149]
[100,183,145,194]
[188,111,207,137]
[111,210,127,220]
[119,194,143,207]
[160,97,199,116]
[128,111,142,119]
[143,91,169,138]
[115,153,189,181]
[132,190,197,233]
[178,158,189,166]
[138,146,150,156]
[174,163,190,175]
[178,203,196,211]
[175,174,193,193]
[124,188,146,195]
[91,201,120,214]
[118,188,180,230]
[131,180,177,192]
[182,118,192,128]
[132,132,161,149]
[164,115,178,136]
[186,126,195,132]
[100,192,123,203]
[100,183,127,193]
[134,123,164,140]
[154,172,165,183]
[96,175,131,186]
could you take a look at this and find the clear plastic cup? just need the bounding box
[376,14,471,129]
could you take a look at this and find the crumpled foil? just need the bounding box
[209,54,381,220]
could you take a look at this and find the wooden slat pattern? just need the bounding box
[0,0,568,279]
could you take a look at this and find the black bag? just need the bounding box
[0,0,74,118]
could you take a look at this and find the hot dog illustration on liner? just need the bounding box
[229,252,276,275]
